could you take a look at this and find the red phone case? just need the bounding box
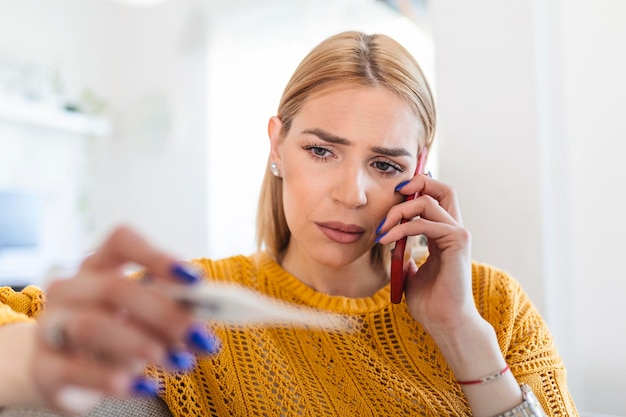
[390,148,428,304]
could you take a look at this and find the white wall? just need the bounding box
[430,0,626,414]
[562,0,626,413]
[88,0,210,259]
[0,0,124,283]
[0,0,211,279]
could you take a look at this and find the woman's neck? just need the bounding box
[279,246,388,298]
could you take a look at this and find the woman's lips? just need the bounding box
[316,222,365,244]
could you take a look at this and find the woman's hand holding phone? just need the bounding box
[378,167,522,417]
[377,169,478,335]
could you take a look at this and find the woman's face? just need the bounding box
[269,85,422,269]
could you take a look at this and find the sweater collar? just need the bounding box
[256,252,392,315]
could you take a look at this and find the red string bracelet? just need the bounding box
[456,365,510,385]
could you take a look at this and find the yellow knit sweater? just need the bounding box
[149,253,578,417]
[1,254,578,416]
[0,285,45,324]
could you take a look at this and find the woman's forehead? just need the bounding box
[292,86,422,149]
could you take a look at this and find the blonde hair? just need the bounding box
[256,31,436,266]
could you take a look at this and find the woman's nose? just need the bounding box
[330,165,368,208]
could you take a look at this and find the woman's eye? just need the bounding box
[312,147,329,157]
[303,145,333,159]
[373,160,402,174]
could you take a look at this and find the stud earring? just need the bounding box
[270,162,281,177]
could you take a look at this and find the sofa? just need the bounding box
[0,396,173,417]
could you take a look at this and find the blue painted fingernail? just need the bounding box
[427,170,432,178]
[376,218,386,235]
[187,324,220,354]
[375,231,388,244]
[171,263,202,284]
[132,377,159,397]
[167,349,196,371]
[395,180,410,192]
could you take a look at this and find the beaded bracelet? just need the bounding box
[457,365,510,385]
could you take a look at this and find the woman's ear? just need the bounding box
[268,116,283,165]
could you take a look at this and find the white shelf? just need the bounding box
[0,97,111,138]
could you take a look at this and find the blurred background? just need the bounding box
[0,0,624,415]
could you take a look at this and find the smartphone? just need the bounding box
[390,147,428,304]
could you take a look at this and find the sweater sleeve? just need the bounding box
[0,286,46,326]
[472,263,579,417]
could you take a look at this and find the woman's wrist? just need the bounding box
[424,313,504,378]
[0,322,44,407]
[425,315,524,417]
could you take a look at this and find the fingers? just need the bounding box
[395,175,463,225]
[45,277,194,345]
[29,226,221,414]
[378,217,470,251]
[391,194,457,228]
[33,348,152,414]
[42,307,167,365]
[42,277,220,362]
[377,195,457,244]
[376,175,466,244]
[81,226,196,284]
[44,225,210,355]
[35,292,218,405]
[36,351,133,397]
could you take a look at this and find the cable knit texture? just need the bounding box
[143,253,578,417]
[0,285,45,325]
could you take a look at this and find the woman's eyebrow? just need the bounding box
[301,128,413,158]
[302,128,350,145]
[370,146,413,158]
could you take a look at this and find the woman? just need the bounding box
[0,31,577,416]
